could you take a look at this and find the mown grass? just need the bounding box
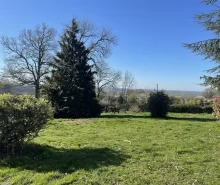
[0,113,220,185]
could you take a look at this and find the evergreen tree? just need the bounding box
[184,0,220,90]
[45,19,101,118]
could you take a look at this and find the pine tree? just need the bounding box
[184,0,220,90]
[45,19,101,118]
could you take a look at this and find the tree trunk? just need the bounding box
[35,84,40,99]
[97,88,101,99]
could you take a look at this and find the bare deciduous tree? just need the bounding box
[1,24,57,98]
[0,76,13,94]
[95,61,121,98]
[77,20,117,64]
[202,87,218,99]
[75,20,118,98]
[121,71,135,102]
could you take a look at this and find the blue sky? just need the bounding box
[0,0,217,91]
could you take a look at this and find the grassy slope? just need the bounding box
[0,113,220,185]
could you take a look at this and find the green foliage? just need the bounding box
[169,96,212,113]
[184,0,220,89]
[138,99,148,112]
[203,105,213,113]
[0,94,52,155]
[116,95,130,112]
[128,93,138,105]
[45,19,101,118]
[170,104,212,113]
[147,91,170,118]
[171,97,204,106]
[119,103,130,112]
[117,95,125,105]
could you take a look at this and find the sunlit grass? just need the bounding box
[0,112,220,184]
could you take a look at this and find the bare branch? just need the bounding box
[94,61,121,98]
[77,20,117,63]
[1,24,57,98]
[75,20,118,99]
[202,0,217,5]
[121,71,135,102]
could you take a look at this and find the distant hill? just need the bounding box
[0,85,35,95]
[2,85,202,98]
[12,86,35,95]
[164,90,202,98]
[104,87,202,98]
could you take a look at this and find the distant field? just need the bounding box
[0,113,219,185]
[165,90,202,98]
[4,86,202,98]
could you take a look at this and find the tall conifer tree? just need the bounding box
[184,0,220,90]
[45,19,101,118]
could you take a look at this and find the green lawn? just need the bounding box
[0,113,220,185]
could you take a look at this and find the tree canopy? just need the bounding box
[1,24,57,98]
[184,0,220,90]
[45,19,101,118]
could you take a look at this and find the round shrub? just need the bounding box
[147,91,170,118]
[0,94,53,155]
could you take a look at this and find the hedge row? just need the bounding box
[169,104,213,114]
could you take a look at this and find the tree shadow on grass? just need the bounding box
[0,144,129,173]
[100,114,149,119]
[166,116,216,122]
[100,114,216,122]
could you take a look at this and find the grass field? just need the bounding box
[0,113,220,185]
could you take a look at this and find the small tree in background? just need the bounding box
[148,91,170,118]
[95,61,121,99]
[45,19,101,118]
[202,87,218,99]
[0,77,13,94]
[120,71,135,102]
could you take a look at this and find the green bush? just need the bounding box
[169,104,212,113]
[138,101,149,112]
[129,105,140,113]
[0,94,53,155]
[203,105,213,114]
[147,91,170,118]
[119,103,130,112]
